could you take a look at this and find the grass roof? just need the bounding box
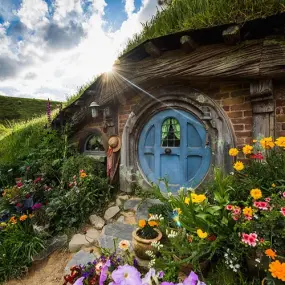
[123,0,285,54]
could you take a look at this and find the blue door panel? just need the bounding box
[138,109,211,193]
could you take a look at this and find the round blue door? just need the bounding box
[138,109,211,193]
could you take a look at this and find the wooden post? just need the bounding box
[180,35,197,53]
[250,80,274,138]
[222,25,240,45]
[144,41,161,57]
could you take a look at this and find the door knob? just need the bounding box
[165,148,172,154]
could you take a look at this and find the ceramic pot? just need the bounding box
[132,228,162,260]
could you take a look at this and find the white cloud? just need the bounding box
[124,0,135,17]
[17,0,49,30]
[0,0,159,101]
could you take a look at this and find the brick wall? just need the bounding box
[275,83,285,137]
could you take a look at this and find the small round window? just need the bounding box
[85,135,105,151]
[161,117,181,147]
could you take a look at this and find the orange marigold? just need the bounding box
[9,216,17,224]
[19,214,28,222]
[265,249,277,260]
[269,260,285,282]
[148,221,158,227]
[138,220,146,228]
[80,172,87,178]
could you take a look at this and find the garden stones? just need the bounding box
[104,205,120,220]
[89,214,105,230]
[123,198,142,211]
[69,228,100,253]
[136,198,163,220]
[65,250,96,274]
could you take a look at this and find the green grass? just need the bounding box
[123,0,285,54]
[0,95,60,126]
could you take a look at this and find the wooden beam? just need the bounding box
[222,25,240,45]
[180,35,197,53]
[144,41,161,57]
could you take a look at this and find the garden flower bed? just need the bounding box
[62,137,285,285]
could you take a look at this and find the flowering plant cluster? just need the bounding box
[137,217,160,239]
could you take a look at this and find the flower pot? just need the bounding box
[132,228,162,260]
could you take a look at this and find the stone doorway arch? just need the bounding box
[120,87,235,193]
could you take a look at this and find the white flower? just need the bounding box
[186,187,194,192]
[255,258,261,263]
[148,259,156,268]
[230,172,234,175]
[145,250,155,258]
[151,241,163,250]
[178,187,185,194]
[167,230,178,238]
[118,240,130,251]
[167,192,173,197]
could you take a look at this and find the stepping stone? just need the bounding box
[65,250,96,274]
[117,216,125,223]
[89,214,105,230]
[98,223,136,250]
[136,199,163,221]
[69,228,100,253]
[104,206,120,220]
[123,198,142,211]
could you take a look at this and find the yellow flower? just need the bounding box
[118,240,130,251]
[260,137,275,149]
[233,161,244,171]
[272,183,276,188]
[243,206,253,216]
[229,148,239,156]
[250,188,262,200]
[0,222,7,227]
[191,193,206,203]
[275,137,285,148]
[265,249,277,260]
[197,229,208,239]
[80,172,87,178]
[138,220,146,228]
[269,260,285,282]
[19,214,28,222]
[184,197,190,205]
[242,145,253,155]
[253,139,257,143]
[148,221,159,227]
[174,208,182,215]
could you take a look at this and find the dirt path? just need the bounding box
[5,250,72,285]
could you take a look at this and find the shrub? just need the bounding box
[0,217,46,282]
[61,155,106,185]
[46,170,111,233]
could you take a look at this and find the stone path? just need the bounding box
[66,195,162,271]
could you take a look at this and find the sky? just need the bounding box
[0,0,159,101]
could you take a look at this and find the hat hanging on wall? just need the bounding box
[108,135,121,152]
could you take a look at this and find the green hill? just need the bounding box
[0,95,60,125]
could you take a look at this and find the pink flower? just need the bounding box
[16,182,23,188]
[265,197,271,202]
[73,175,77,180]
[232,215,239,221]
[79,170,84,173]
[282,192,285,198]
[241,232,258,247]
[226,205,234,211]
[260,238,265,243]
[253,201,269,210]
[233,207,241,215]
[244,214,253,221]
[34,177,41,184]
[69,183,73,188]
[280,208,285,216]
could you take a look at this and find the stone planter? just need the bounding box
[132,228,162,260]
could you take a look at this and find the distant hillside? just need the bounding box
[0,95,60,125]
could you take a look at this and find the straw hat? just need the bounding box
[108,135,121,152]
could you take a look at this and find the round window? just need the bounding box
[85,135,105,151]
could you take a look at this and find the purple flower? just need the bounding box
[142,268,155,285]
[32,203,42,210]
[74,277,85,285]
[183,272,206,285]
[100,259,111,285]
[161,283,176,285]
[158,271,165,279]
[111,265,142,285]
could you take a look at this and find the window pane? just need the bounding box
[161,117,180,147]
[85,135,105,151]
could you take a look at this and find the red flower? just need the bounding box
[260,238,265,243]
[34,177,41,184]
[16,182,23,188]
[250,153,264,160]
[16,203,22,208]
[207,235,217,241]
[226,205,234,211]
[25,194,31,199]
